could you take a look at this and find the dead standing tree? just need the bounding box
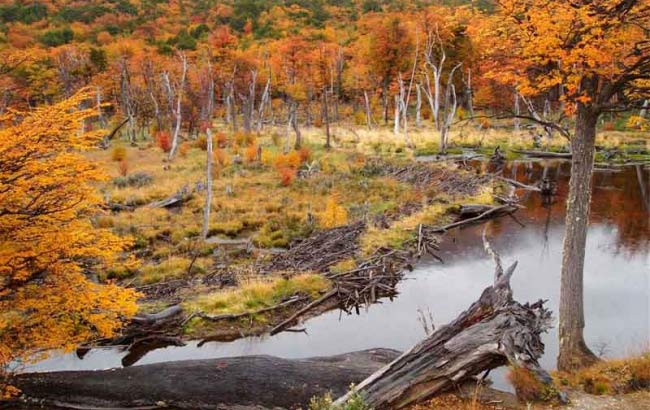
[118,57,137,145]
[163,52,188,160]
[335,232,555,409]
[439,63,462,154]
[422,29,462,153]
[201,60,215,241]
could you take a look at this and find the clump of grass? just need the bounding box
[185,273,330,316]
[508,367,548,401]
[554,353,650,395]
[139,256,208,284]
[308,387,371,410]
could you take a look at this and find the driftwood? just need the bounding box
[13,349,401,410]
[334,232,554,409]
[147,185,193,208]
[425,203,518,233]
[497,176,542,192]
[511,149,572,159]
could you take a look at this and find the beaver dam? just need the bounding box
[11,159,650,410]
[25,159,648,394]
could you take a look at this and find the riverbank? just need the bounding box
[88,127,515,349]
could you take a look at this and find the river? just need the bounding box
[26,159,650,391]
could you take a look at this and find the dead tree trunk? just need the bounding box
[257,74,271,133]
[415,84,422,127]
[557,102,599,372]
[202,62,215,241]
[14,350,401,410]
[465,69,474,119]
[165,52,188,160]
[514,93,521,132]
[364,90,373,130]
[323,88,331,149]
[439,64,461,154]
[335,233,554,410]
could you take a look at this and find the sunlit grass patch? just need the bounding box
[139,256,209,284]
[554,353,650,395]
[184,273,331,316]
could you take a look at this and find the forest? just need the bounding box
[1,0,650,409]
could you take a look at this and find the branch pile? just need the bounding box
[265,221,365,273]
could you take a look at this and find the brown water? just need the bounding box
[25,160,650,390]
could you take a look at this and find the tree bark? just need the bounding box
[323,88,331,149]
[14,350,400,410]
[336,233,553,409]
[557,103,600,372]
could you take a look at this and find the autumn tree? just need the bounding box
[0,90,138,388]
[493,0,650,371]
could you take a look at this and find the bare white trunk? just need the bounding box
[439,64,461,154]
[394,94,401,136]
[424,29,446,131]
[514,93,521,132]
[202,63,215,241]
[364,90,372,130]
[415,84,422,127]
[167,53,188,160]
[256,75,271,132]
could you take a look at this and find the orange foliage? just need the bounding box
[278,167,296,186]
[155,131,172,153]
[244,144,258,163]
[0,90,138,380]
[298,146,311,163]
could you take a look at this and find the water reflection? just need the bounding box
[29,160,650,391]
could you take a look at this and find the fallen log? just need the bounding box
[147,185,193,208]
[497,176,542,192]
[511,149,572,159]
[334,231,554,409]
[131,305,183,325]
[426,204,518,233]
[12,349,401,410]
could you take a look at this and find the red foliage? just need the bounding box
[155,131,172,153]
[278,167,296,186]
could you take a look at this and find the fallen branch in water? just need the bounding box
[510,149,572,159]
[425,204,518,234]
[334,231,556,409]
[497,176,542,192]
[269,290,338,335]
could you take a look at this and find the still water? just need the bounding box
[28,160,650,389]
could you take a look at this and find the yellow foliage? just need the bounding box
[627,116,650,131]
[320,195,348,228]
[0,90,138,375]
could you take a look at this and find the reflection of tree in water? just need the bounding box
[504,160,650,256]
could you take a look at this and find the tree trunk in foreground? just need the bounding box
[13,350,399,410]
[557,103,600,372]
[335,233,554,409]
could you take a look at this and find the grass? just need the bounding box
[554,353,650,396]
[184,273,331,317]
